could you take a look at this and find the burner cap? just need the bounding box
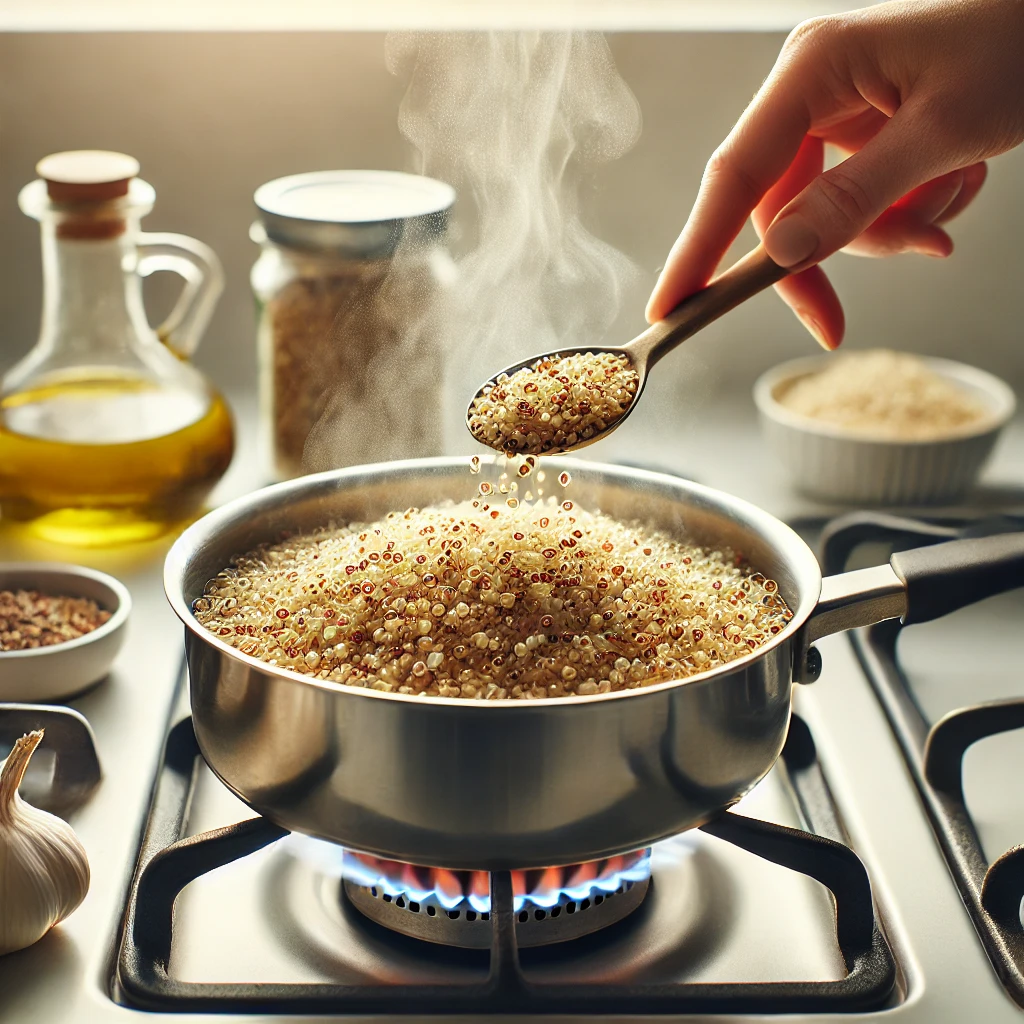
[340,849,653,948]
[343,874,650,948]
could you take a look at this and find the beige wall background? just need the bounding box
[0,31,1021,435]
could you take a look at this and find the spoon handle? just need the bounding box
[631,243,789,366]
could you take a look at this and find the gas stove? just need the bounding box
[113,685,895,1016]
[3,492,1024,1021]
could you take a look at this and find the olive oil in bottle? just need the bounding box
[0,374,234,545]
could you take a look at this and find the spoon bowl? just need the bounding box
[466,345,644,455]
[466,244,788,456]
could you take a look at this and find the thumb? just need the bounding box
[763,101,955,269]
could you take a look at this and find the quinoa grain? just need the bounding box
[778,349,988,439]
[0,590,111,652]
[195,499,792,699]
[468,351,639,454]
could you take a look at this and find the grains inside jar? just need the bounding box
[264,267,386,477]
[467,351,640,455]
[194,499,792,700]
[0,590,111,651]
[261,260,443,478]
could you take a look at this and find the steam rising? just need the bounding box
[391,32,642,449]
[305,32,642,469]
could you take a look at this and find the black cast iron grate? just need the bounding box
[821,510,1024,1009]
[114,711,896,1015]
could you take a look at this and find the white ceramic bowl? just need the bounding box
[0,563,131,702]
[753,355,1016,505]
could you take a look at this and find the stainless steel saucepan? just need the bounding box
[165,457,1024,870]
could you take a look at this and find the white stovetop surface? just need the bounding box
[1,393,1023,1023]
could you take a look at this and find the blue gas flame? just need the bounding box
[284,834,653,914]
[342,849,652,914]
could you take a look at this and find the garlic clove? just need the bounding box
[0,730,90,956]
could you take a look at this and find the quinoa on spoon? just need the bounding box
[466,244,789,455]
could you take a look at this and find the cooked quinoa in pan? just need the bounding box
[194,497,792,700]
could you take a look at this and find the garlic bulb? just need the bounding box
[0,730,90,956]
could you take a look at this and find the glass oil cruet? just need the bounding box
[0,151,234,546]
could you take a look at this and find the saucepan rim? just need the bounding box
[165,455,822,708]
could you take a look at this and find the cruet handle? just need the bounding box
[137,232,224,359]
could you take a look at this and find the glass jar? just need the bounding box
[0,151,234,546]
[250,170,456,479]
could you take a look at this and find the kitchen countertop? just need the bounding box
[589,391,1024,522]
[0,390,1021,1022]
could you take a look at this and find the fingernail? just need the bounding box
[765,213,819,268]
[795,308,832,351]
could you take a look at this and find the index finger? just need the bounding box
[645,64,812,322]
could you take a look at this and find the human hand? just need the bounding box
[646,0,1024,349]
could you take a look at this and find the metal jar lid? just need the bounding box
[253,170,455,258]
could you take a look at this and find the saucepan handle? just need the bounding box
[890,533,1024,626]
[799,532,1024,677]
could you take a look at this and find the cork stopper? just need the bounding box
[37,150,140,203]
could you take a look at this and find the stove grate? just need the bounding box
[114,712,896,1015]
[822,511,1024,1009]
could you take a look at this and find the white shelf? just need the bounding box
[0,0,884,33]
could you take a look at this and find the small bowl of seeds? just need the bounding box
[0,563,131,702]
